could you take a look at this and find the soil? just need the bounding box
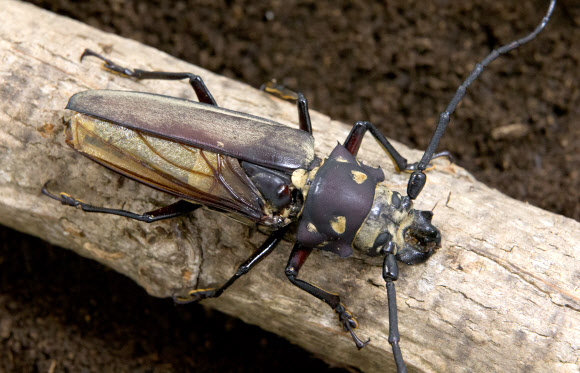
[3,0,578,372]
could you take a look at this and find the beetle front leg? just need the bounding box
[174,225,290,303]
[80,49,217,105]
[344,121,451,200]
[344,121,451,172]
[285,243,370,349]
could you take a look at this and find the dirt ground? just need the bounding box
[2,0,578,372]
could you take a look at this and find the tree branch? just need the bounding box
[0,1,578,372]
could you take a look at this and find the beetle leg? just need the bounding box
[344,121,453,200]
[344,121,408,170]
[285,243,370,349]
[260,80,312,134]
[42,182,200,222]
[174,225,290,303]
[343,121,453,172]
[80,49,217,105]
[403,151,454,172]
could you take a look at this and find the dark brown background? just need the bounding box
[2,0,578,371]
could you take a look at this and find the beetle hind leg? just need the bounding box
[285,243,370,349]
[173,226,290,303]
[42,182,200,222]
[80,49,217,105]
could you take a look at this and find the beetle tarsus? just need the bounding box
[261,80,313,133]
[261,80,300,102]
[173,289,217,304]
[79,49,218,105]
[404,151,454,172]
[80,49,133,76]
[347,327,371,350]
[42,182,82,207]
[335,303,371,349]
[285,244,373,347]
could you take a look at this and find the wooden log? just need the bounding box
[0,1,578,372]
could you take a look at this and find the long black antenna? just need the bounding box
[406,0,556,200]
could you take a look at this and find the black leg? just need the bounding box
[260,80,312,134]
[42,182,200,223]
[174,225,291,303]
[383,251,407,373]
[80,49,217,106]
[285,243,370,349]
[343,121,451,172]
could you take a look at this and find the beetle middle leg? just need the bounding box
[285,243,370,349]
[174,225,291,303]
[80,49,217,105]
[42,182,200,222]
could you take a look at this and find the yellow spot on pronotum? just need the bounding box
[307,222,318,233]
[336,156,349,163]
[351,170,367,184]
[330,216,346,234]
[217,141,225,147]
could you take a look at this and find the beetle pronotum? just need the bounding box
[43,1,556,371]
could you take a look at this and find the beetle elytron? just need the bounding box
[43,2,555,371]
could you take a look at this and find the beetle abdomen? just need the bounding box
[66,113,268,222]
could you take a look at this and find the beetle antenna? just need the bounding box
[382,251,406,372]
[406,0,556,200]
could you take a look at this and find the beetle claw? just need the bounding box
[41,182,82,207]
[334,304,370,349]
[404,151,454,173]
[80,48,135,78]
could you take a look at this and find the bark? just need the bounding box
[0,1,578,372]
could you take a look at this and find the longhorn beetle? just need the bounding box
[43,2,555,371]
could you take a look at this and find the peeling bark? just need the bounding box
[0,2,578,372]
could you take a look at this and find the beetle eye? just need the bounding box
[277,185,290,197]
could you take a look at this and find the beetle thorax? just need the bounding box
[292,144,386,258]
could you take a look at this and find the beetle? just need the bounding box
[42,1,555,372]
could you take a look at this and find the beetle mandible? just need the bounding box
[43,1,555,371]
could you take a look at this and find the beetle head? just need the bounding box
[396,210,440,265]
